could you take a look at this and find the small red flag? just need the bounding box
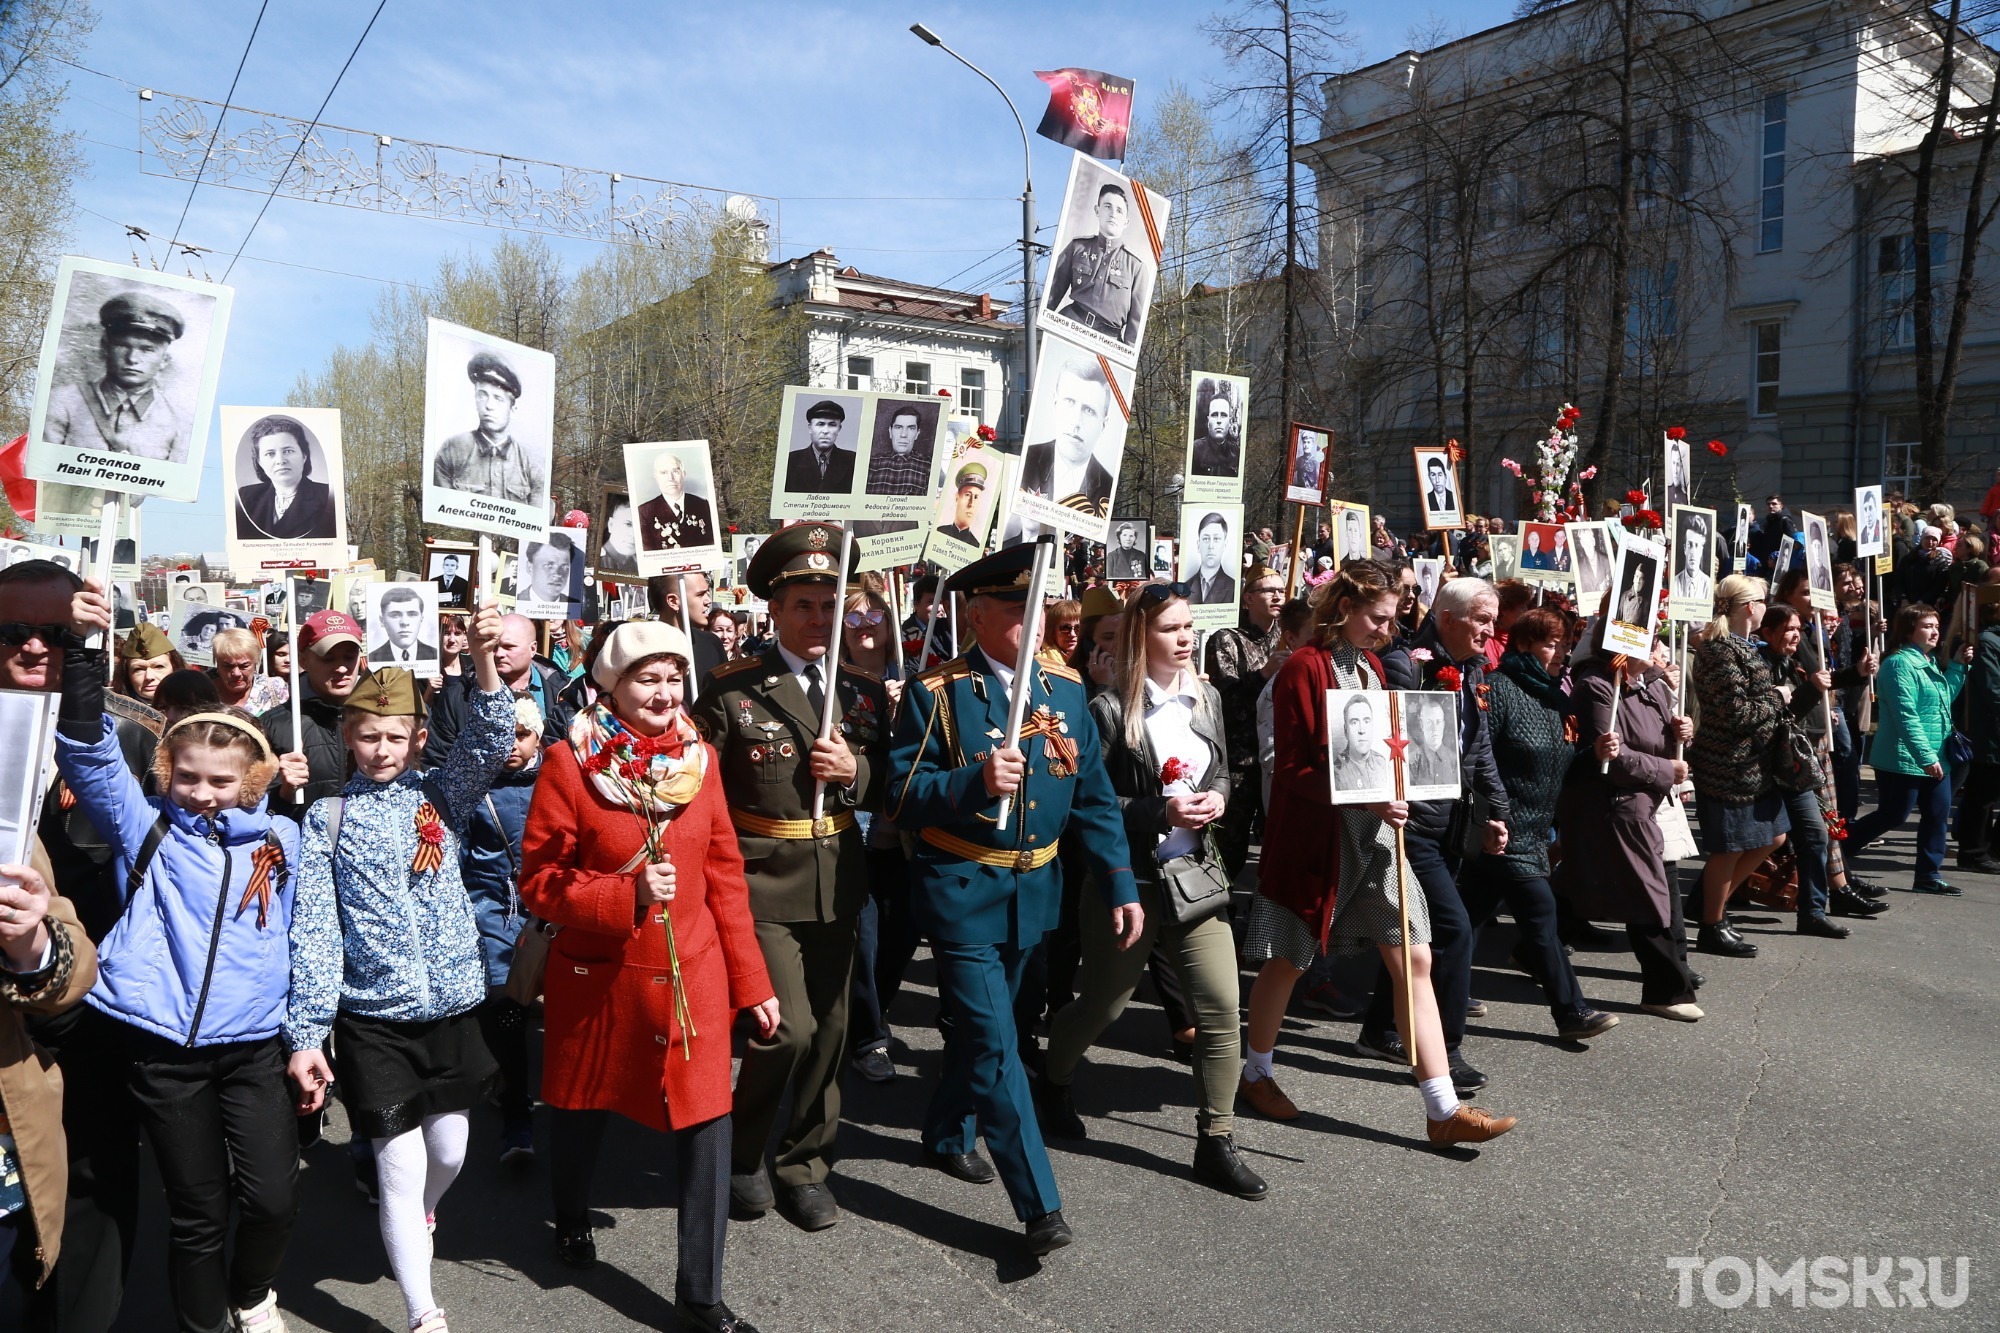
[0,434,35,523]
[1034,69,1135,161]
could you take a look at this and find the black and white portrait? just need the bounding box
[923,448,1003,573]
[1605,536,1665,657]
[1668,506,1716,622]
[1040,154,1167,367]
[1286,425,1328,505]
[0,541,61,572]
[1663,432,1691,515]
[421,319,555,541]
[426,547,474,611]
[294,579,330,620]
[1414,558,1444,609]
[1401,691,1461,802]
[1105,518,1151,580]
[1568,523,1614,603]
[1152,536,1175,576]
[112,580,138,631]
[222,405,346,573]
[1184,372,1248,500]
[1803,510,1835,606]
[1178,503,1242,630]
[1736,503,1755,565]
[625,440,722,574]
[517,529,585,620]
[332,571,383,630]
[1012,334,1131,544]
[1855,485,1885,559]
[594,491,638,578]
[1414,448,1462,530]
[1325,689,1394,804]
[1333,503,1371,565]
[863,399,942,498]
[27,257,232,513]
[774,392,861,504]
[365,582,441,673]
[0,689,59,866]
[174,603,250,667]
[1490,533,1521,583]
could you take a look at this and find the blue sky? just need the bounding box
[52,0,1511,555]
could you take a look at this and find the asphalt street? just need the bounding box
[110,816,1998,1332]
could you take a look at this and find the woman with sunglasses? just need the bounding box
[1038,581,1267,1197]
[1241,560,1517,1145]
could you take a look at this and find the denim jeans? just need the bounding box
[1848,771,1952,885]
[1779,788,1831,918]
[1832,707,1864,821]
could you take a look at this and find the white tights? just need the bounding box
[374,1112,469,1328]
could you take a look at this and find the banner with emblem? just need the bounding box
[1005,330,1133,546]
[1034,68,1135,160]
[1039,155,1168,371]
[623,439,723,577]
[767,386,948,527]
[420,318,555,542]
[25,256,234,516]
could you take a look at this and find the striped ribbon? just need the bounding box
[1095,354,1130,420]
[238,842,286,930]
[1128,179,1164,263]
[410,802,446,875]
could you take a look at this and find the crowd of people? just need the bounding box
[0,481,1991,1333]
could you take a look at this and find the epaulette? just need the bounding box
[709,657,763,681]
[914,656,972,689]
[1041,661,1082,684]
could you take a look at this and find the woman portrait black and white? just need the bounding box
[233,413,337,541]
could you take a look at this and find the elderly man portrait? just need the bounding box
[786,399,857,494]
[1020,355,1116,520]
[43,290,190,462]
[865,404,933,496]
[1044,180,1154,347]
[638,450,716,552]
[431,350,546,504]
[233,413,337,541]
[368,585,438,666]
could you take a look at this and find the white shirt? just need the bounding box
[1144,671,1209,863]
[775,643,828,703]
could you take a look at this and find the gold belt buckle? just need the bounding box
[813,816,833,839]
[1013,848,1036,872]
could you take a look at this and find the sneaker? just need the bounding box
[499,1118,534,1165]
[410,1312,449,1333]
[852,1047,896,1083]
[232,1290,287,1333]
[1351,1029,1408,1064]
[1298,982,1363,1020]
[1465,998,1489,1018]
[1448,1056,1489,1096]
[1911,880,1963,896]
[1554,1007,1620,1041]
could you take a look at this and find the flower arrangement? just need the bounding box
[1499,403,1596,522]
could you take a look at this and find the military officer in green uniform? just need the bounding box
[1044,182,1154,347]
[887,542,1141,1256]
[690,523,890,1234]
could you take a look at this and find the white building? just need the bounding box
[767,248,1025,443]
[1306,0,2000,522]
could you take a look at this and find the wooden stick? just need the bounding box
[995,536,1058,833]
[1388,691,1417,1070]
[948,592,960,657]
[1813,612,1835,740]
[86,496,120,670]
[675,573,698,702]
[810,525,856,823]
[288,576,305,804]
[1284,503,1308,599]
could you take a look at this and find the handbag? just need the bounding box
[1655,791,1699,862]
[1767,717,1822,794]
[1946,730,1975,766]
[1743,842,1799,912]
[1156,833,1233,925]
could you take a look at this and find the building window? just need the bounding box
[1759,92,1786,253]
[1883,416,1919,496]
[1878,231,1950,349]
[1625,259,1680,373]
[902,361,931,395]
[845,356,873,391]
[1752,321,1781,416]
[957,367,986,420]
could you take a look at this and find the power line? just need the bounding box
[168,0,270,253]
[220,0,389,282]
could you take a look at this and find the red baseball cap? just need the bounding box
[298,609,362,657]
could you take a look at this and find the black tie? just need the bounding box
[805,661,826,717]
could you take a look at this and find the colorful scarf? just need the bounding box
[568,702,707,816]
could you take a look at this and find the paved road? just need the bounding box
[112,818,1998,1332]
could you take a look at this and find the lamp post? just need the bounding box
[910,22,1036,434]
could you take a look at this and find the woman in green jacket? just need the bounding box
[1845,603,1974,893]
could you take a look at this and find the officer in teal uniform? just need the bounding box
[887,542,1141,1257]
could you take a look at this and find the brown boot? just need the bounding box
[1237,1073,1299,1120]
[1425,1104,1517,1146]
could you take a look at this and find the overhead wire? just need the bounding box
[168,0,270,253]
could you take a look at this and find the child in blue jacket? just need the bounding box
[55,581,300,1333]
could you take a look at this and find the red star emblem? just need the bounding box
[1383,734,1410,763]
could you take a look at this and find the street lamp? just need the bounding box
[910,22,1037,434]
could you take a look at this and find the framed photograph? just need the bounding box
[515,528,586,621]
[625,440,722,576]
[1285,423,1330,507]
[221,406,347,575]
[1735,502,1754,568]
[424,544,475,612]
[112,579,139,631]
[771,388,865,520]
[1010,331,1132,545]
[1667,505,1717,624]
[1567,522,1615,606]
[331,569,384,630]
[420,318,555,541]
[925,447,1007,572]
[1330,501,1371,565]
[1399,690,1462,803]
[25,257,233,513]
[592,489,638,579]
[293,578,330,621]
[860,396,946,507]
[1854,485,1885,559]
[1182,371,1249,504]
[1152,534,1176,577]
[1801,509,1835,610]
[1413,447,1464,531]
[363,582,441,674]
[1605,533,1666,658]
[1104,517,1152,580]
[1178,502,1242,631]
[1038,153,1168,369]
[1489,532,1521,583]
[1662,431,1692,515]
[256,581,289,629]
[75,502,137,579]
[173,599,251,667]
[492,552,519,612]
[1774,533,1796,581]
[1517,521,1570,587]
[1413,557,1444,609]
[0,688,61,869]
[1325,688,1395,805]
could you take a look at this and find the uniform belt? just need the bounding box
[919,827,1060,872]
[731,809,857,840]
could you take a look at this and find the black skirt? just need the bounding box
[333,1009,498,1139]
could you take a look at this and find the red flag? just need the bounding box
[1034,69,1134,161]
[0,434,35,524]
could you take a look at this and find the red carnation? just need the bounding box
[1435,665,1462,691]
[1626,489,1648,506]
[1707,439,1728,457]
[1666,425,1687,441]
[977,424,997,441]
[1160,756,1194,786]
[1636,509,1663,529]
[417,818,445,847]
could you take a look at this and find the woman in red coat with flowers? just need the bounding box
[520,621,776,1333]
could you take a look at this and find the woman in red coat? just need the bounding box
[520,621,776,1333]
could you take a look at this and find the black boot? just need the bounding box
[1192,1133,1269,1199]
[554,1214,596,1270]
[1697,921,1758,958]
[1034,1077,1087,1140]
[1796,912,1850,939]
[1829,885,1888,917]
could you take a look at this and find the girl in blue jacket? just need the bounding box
[55,583,300,1333]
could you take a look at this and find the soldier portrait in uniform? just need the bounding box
[934,461,990,546]
[1040,155,1167,367]
[1105,519,1151,580]
[364,582,441,673]
[1663,432,1692,515]
[624,440,722,576]
[1402,691,1461,802]
[1325,690,1394,803]
[864,399,942,497]
[1490,533,1521,584]
[1185,373,1247,485]
[1152,535,1175,576]
[420,318,555,540]
[1332,503,1371,565]
[28,257,232,513]
[1285,424,1330,506]
[1011,336,1130,544]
